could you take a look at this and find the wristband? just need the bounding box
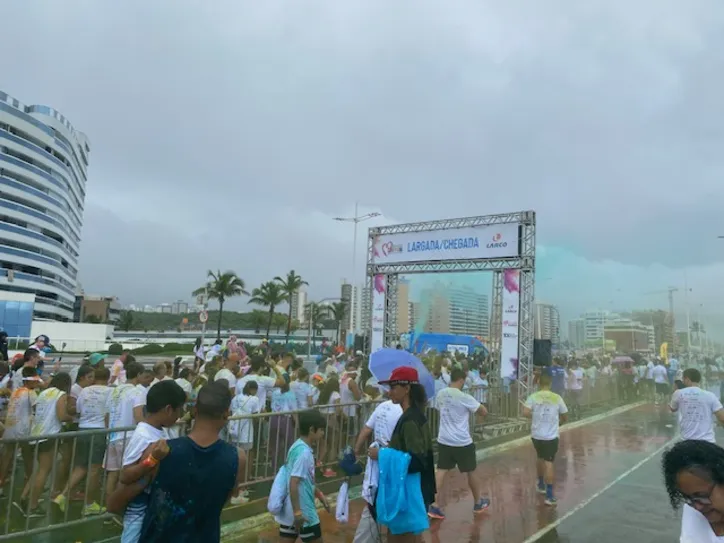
[141,455,159,468]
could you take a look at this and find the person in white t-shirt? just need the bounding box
[353,397,403,543]
[290,369,315,410]
[214,353,240,394]
[18,372,74,516]
[235,356,286,409]
[229,380,261,505]
[662,439,724,543]
[644,359,656,400]
[652,360,670,405]
[53,367,112,517]
[670,368,724,443]
[427,368,489,520]
[523,373,568,506]
[103,362,148,510]
[566,362,584,419]
[105,380,186,543]
[174,368,195,398]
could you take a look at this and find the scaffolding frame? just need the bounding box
[366,210,536,413]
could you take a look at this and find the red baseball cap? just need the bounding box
[379,366,419,385]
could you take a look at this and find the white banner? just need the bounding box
[370,274,386,352]
[371,223,519,265]
[446,344,469,356]
[500,269,520,381]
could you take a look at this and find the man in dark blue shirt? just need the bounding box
[543,358,567,396]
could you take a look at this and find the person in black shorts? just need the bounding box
[523,373,568,506]
[427,368,489,520]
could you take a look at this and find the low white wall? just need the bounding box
[30,321,115,352]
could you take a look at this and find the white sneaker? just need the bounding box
[230,495,249,505]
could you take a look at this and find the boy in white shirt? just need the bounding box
[106,380,187,543]
[523,373,568,506]
[103,362,148,510]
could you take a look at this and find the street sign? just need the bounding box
[199,311,208,323]
[196,294,206,305]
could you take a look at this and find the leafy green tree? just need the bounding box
[193,270,249,340]
[118,310,135,332]
[249,310,267,334]
[275,270,309,345]
[272,312,287,334]
[249,281,287,338]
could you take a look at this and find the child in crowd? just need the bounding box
[277,410,330,543]
[229,380,261,505]
[107,380,186,543]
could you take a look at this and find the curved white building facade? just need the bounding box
[0,90,90,321]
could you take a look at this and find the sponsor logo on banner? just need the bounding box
[486,233,508,249]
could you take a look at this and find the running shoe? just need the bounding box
[52,494,67,513]
[427,505,446,520]
[544,497,557,507]
[536,485,546,495]
[26,506,46,518]
[322,468,336,478]
[82,502,106,516]
[473,498,491,514]
[230,494,250,505]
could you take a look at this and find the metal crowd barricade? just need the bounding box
[0,378,632,541]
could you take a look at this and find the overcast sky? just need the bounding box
[2,1,724,330]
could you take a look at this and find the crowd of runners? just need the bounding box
[0,334,721,541]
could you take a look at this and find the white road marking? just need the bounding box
[521,437,675,543]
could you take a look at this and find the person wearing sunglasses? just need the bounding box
[663,439,724,541]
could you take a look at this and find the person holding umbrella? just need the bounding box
[372,366,435,542]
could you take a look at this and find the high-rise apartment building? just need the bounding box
[396,279,411,333]
[567,318,585,349]
[0,90,91,321]
[290,287,307,324]
[171,300,189,314]
[582,310,614,346]
[534,302,560,345]
[419,283,489,338]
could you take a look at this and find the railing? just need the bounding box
[0,378,629,541]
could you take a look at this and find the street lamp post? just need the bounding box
[333,202,381,336]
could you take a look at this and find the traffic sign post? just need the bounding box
[199,287,208,352]
[199,310,208,323]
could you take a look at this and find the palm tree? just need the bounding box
[249,281,287,338]
[328,301,348,345]
[193,270,249,340]
[275,270,309,345]
[305,302,330,352]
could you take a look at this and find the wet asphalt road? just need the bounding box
[238,404,683,543]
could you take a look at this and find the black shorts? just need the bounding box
[437,443,477,473]
[279,523,322,542]
[73,433,106,467]
[656,383,669,394]
[532,438,559,462]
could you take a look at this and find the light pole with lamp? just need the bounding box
[333,203,381,336]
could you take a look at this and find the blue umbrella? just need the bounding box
[368,348,436,400]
